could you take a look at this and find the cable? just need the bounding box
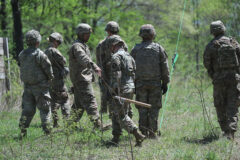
[159,0,188,129]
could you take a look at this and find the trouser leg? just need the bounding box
[138,108,149,136]
[51,102,59,127]
[19,91,36,132]
[112,114,122,138]
[70,103,84,123]
[148,108,160,135]
[61,100,71,119]
[136,87,149,136]
[226,82,239,133]
[37,95,52,134]
[101,92,108,113]
[148,86,162,137]
[80,83,100,122]
[214,84,228,132]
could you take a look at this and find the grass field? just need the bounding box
[1,75,240,160]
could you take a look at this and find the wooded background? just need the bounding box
[0,0,240,107]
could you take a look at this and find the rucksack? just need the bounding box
[217,38,239,69]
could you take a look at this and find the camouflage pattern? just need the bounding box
[25,30,41,47]
[45,44,70,126]
[96,35,128,113]
[210,20,226,36]
[135,85,162,136]
[110,47,137,137]
[203,31,240,133]
[71,81,99,122]
[19,42,53,134]
[68,39,100,122]
[105,21,120,33]
[76,23,92,35]
[131,38,170,137]
[49,32,63,44]
[111,93,137,137]
[139,24,156,39]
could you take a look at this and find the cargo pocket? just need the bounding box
[37,95,51,112]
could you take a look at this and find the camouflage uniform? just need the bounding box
[131,24,170,138]
[107,35,145,146]
[19,30,54,136]
[45,32,70,127]
[203,21,240,138]
[96,21,129,115]
[68,23,100,126]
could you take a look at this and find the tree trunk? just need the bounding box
[0,0,7,35]
[92,0,101,32]
[82,0,88,23]
[11,0,23,60]
[192,0,199,71]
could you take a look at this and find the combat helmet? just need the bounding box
[107,35,124,47]
[76,23,92,35]
[105,21,120,33]
[139,24,156,39]
[25,30,41,46]
[49,32,63,44]
[210,20,226,36]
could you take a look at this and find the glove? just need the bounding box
[161,84,168,95]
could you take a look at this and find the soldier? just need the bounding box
[45,32,70,128]
[203,20,240,140]
[68,23,106,128]
[131,24,170,139]
[19,30,54,137]
[96,21,129,115]
[107,35,145,147]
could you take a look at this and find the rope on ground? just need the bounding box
[159,0,188,130]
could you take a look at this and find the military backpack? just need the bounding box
[217,38,239,69]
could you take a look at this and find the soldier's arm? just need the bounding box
[111,54,122,89]
[159,47,170,84]
[96,43,102,67]
[73,44,98,71]
[130,47,136,60]
[203,45,214,79]
[37,51,54,80]
[52,49,66,66]
[232,39,240,62]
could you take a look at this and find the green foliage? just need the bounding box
[1,0,240,159]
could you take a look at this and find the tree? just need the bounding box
[11,0,23,60]
[0,0,7,35]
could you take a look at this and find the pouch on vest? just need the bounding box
[218,39,239,69]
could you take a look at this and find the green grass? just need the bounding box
[0,77,240,160]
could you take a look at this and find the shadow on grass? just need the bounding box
[183,134,219,145]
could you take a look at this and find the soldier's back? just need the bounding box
[19,48,48,85]
[132,41,162,83]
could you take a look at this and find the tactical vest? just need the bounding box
[45,47,68,79]
[19,48,48,85]
[68,41,94,83]
[135,42,161,81]
[217,38,239,69]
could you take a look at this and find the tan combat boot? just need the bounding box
[133,129,145,147]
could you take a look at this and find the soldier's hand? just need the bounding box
[161,84,168,95]
[95,67,102,77]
